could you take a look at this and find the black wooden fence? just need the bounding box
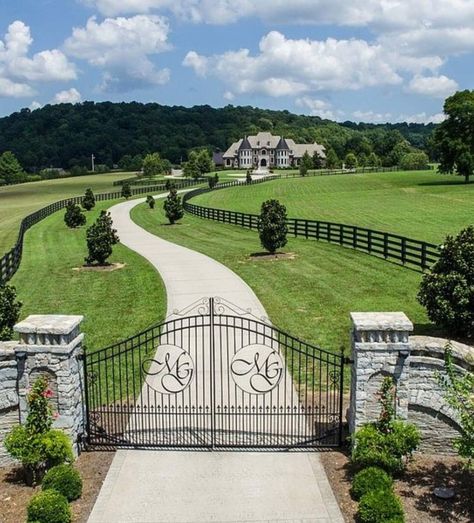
[113,177,207,187]
[183,181,440,271]
[0,179,205,284]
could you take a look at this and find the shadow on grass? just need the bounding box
[417,179,474,187]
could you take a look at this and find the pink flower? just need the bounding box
[53,412,59,419]
[43,389,53,398]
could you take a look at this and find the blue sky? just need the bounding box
[0,0,473,122]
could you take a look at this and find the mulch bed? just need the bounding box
[249,252,297,261]
[320,450,474,522]
[73,263,125,272]
[0,450,115,523]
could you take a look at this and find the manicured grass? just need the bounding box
[131,202,437,354]
[11,200,167,351]
[193,170,474,243]
[0,172,133,254]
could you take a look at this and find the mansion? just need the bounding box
[222,132,326,169]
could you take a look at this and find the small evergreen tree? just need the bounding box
[146,195,155,209]
[246,170,252,184]
[418,226,474,337]
[326,148,340,169]
[0,151,26,184]
[82,188,95,211]
[345,152,358,169]
[312,151,323,169]
[165,179,175,191]
[85,211,120,265]
[163,188,184,224]
[208,173,219,189]
[121,182,132,199]
[299,151,312,176]
[366,152,381,168]
[0,284,22,341]
[258,199,288,254]
[64,201,86,228]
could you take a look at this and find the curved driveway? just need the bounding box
[88,192,344,523]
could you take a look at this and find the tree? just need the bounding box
[312,151,323,169]
[418,226,474,337]
[400,151,429,170]
[435,90,474,183]
[0,284,22,341]
[165,179,175,191]
[258,199,288,254]
[438,345,474,466]
[325,148,340,169]
[246,170,252,183]
[142,153,163,178]
[64,201,86,228]
[85,211,120,265]
[183,151,200,179]
[121,182,132,199]
[82,188,95,211]
[163,188,184,224]
[196,150,214,176]
[366,152,381,168]
[0,151,25,184]
[118,154,143,172]
[299,151,312,176]
[208,173,219,189]
[344,152,358,169]
[387,140,412,166]
[146,195,155,209]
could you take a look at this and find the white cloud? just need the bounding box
[65,15,171,91]
[184,31,407,98]
[295,97,342,120]
[407,74,458,98]
[352,110,393,123]
[223,90,234,101]
[0,21,76,98]
[53,87,82,104]
[396,112,446,124]
[29,100,42,110]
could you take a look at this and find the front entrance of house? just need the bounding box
[84,298,344,449]
[260,158,268,168]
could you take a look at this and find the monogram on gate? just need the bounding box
[142,344,194,394]
[230,344,284,394]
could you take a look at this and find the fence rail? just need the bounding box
[113,176,207,187]
[0,179,205,284]
[182,180,440,271]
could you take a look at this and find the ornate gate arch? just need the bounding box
[84,298,345,449]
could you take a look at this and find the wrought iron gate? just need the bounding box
[84,298,345,449]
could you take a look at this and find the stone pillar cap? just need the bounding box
[350,312,413,332]
[14,315,84,335]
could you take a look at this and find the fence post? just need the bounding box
[14,315,85,456]
[349,312,413,434]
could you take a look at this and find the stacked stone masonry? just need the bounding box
[350,312,473,455]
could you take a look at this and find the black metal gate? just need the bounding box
[84,298,345,449]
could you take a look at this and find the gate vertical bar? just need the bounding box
[209,297,216,448]
[82,351,92,446]
[338,347,345,446]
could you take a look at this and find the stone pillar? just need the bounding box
[349,312,413,434]
[14,315,85,455]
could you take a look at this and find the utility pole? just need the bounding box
[91,154,95,173]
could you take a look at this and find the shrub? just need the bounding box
[64,201,86,228]
[27,489,71,523]
[42,429,74,467]
[246,170,252,183]
[121,181,132,199]
[82,188,96,211]
[400,151,429,170]
[42,465,82,501]
[418,226,474,338]
[208,173,219,189]
[163,188,184,224]
[351,467,393,500]
[258,199,288,254]
[0,283,22,341]
[146,195,155,209]
[352,421,420,475]
[357,489,404,523]
[85,210,120,265]
[70,165,88,177]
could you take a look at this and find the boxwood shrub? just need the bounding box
[27,489,71,523]
[357,489,404,523]
[351,466,393,501]
[42,464,83,501]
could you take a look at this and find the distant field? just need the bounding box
[193,170,474,244]
[0,172,132,253]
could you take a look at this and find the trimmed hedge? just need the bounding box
[27,489,71,523]
[351,467,393,501]
[357,489,404,523]
[42,464,83,501]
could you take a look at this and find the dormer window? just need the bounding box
[261,149,267,155]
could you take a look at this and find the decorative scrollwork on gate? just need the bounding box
[230,344,284,394]
[142,344,194,395]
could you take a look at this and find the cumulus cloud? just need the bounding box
[407,74,458,98]
[295,97,342,120]
[53,87,82,104]
[352,110,393,123]
[0,21,76,98]
[65,15,171,91]
[396,112,446,124]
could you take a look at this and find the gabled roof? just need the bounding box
[223,139,242,158]
[276,137,289,151]
[238,136,252,150]
[248,132,280,149]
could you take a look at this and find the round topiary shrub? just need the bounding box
[357,489,404,523]
[27,489,71,523]
[42,464,83,501]
[351,467,393,501]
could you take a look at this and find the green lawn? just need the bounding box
[0,172,134,254]
[11,200,166,351]
[131,202,437,354]
[193,170,474,244]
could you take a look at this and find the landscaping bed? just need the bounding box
[321,450,473,522]
[0,450,114,523]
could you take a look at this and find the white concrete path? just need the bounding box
[88,193,344,523]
